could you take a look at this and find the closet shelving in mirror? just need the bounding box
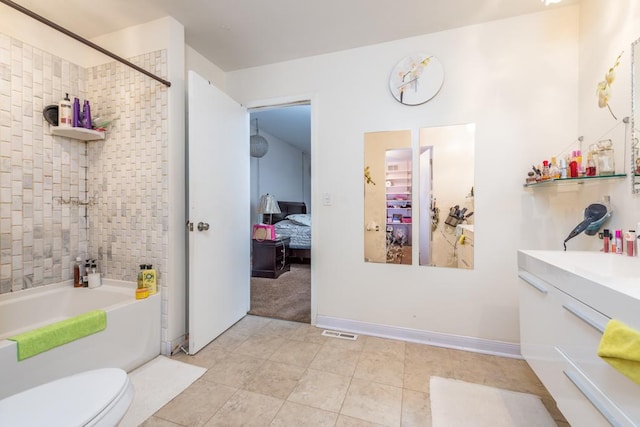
[49,125,105,141]
[523,174,626,188]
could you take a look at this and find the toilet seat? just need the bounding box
[0,368,134,427]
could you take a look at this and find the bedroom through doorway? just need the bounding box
[248,103,311,323]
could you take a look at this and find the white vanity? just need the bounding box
[518,250,640,426]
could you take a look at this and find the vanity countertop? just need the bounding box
[518,250,640,326]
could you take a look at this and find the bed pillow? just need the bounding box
[286,213,311,227]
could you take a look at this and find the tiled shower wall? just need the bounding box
[0,31,168,294]
[85,52,168,286]
[0,33,88,293]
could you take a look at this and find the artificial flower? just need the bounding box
[596,51,623,120]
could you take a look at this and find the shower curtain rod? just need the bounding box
[0,0,172,87]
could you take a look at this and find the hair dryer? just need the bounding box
[563,203,610,250]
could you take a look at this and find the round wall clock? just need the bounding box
[389,53,444,106]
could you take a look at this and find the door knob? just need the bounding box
[197,222,210,231]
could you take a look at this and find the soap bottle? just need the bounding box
[58,93,72,127]
[82,100,92,129]
[73,256,83,287]
[144,264,157,295]
[83,259,90,287]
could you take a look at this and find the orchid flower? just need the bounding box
[597,51,623,120]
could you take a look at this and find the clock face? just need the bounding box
[389,54,444,106]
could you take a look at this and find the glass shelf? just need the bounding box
[523,174,626,188]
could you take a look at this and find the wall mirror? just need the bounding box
[632,36,640,193]
[364,130,413,264]
[364,124,475,268]
[419,124,475,268]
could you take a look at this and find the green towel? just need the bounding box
[8,310,107,361]
[597,318,640,385]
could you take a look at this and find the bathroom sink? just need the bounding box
[519,250,640,300]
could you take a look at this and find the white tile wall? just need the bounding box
[0,31,168,295]
[85,50,168,288]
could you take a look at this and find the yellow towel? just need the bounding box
[597,318,640,385]
[8,310,106,361]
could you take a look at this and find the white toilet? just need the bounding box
[0,368,134,427]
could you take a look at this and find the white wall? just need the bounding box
[250,129,308,223]
[575,0,640,233]
[228,7,580,344]
[186,45,226,91]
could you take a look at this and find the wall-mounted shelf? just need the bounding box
[50,126,105,141]
[523,174,626,188]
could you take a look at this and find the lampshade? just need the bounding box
[257,194,281,214]
[250,118,269,158]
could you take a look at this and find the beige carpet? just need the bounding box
[430,376,556,427]
[249,263,310,323]
[120,356,206,427]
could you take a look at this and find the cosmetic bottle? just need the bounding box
[82,100,92,129]
[575,150,583,175]
[88,260,102,288]
[73,256,83,287]
[615,230,623,254]
[602,229,610,253]
[586,153,597,176]
[72,97,81,127]
[559,158,567,179]
[625,231,635,256]
[549,157,560,179]
[541,160,550,181]
[58,93,72,127]
[569,160,579,178]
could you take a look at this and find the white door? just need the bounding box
[187,71,249,354]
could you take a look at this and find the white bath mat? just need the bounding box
[429,376,556,427]
[120,355,206,427]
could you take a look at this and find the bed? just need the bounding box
[265,201,311,262]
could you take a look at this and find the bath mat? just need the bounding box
[119,355,206,427]
[429,376,556,427]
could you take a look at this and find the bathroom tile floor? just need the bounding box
[142,315,568,426]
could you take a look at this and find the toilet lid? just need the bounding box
[0,368,130,427]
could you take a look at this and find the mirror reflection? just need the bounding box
[364,125,475,268]
[632,37,640,193]
[364,130,412,264]
[419,124,475,268]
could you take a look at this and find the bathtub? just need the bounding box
[0,279,160,399]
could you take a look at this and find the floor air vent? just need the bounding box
[321,330,358,340]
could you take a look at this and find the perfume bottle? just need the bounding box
[585,152,597,176]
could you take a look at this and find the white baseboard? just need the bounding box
[315,315,522,359]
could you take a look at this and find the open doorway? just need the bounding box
[248,104,311,323]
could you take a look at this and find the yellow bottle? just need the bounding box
[136,264,148,299]
[143,265,157,295]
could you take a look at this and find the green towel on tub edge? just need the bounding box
[8,310,107,361]
[597,318,640,385]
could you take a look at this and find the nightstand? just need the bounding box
[251,237,290,278]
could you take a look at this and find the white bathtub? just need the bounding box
[0,279,160,399]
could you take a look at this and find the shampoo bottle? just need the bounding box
[72,97,81,127]
[58,93,72,127]
[82,100,92,129]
